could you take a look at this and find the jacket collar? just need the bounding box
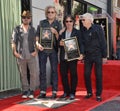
[62,28,76,38]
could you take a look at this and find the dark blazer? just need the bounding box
[58,28,84,61]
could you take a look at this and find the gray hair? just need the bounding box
[81,13,94,23]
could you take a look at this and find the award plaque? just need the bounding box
[63,37,80,61]
[40,27,53,49]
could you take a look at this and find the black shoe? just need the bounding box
[51,93,57,99]
[60,93,69,98]
[69,94,75,100]
[85,93,93,99]
[96,96,102,102]
[37,93,46,99]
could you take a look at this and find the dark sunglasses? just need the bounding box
[47,11,55,14]
[65,20,73,23]
[81,19,85,21]
[22,16,30,19]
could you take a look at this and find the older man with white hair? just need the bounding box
[80,13,107,102]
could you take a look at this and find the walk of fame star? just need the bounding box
[21,98,78,108]
[43,30,50,39]
[68,44,75,51]
[101,24,105,29]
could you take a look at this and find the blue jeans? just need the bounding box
[38,50,58,92]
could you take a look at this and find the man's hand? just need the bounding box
[31,51,37,56]
[60,39,64,46]
[36,41,44,51]
[59,28,65,35]
[50,27,58,39]
[13,51,21,58]
[11,43,22,59]
[78,54,84,60]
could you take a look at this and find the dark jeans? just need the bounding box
[38,50,58,92]
[117,48,120,60]
[84,56,102,96]
[60,60,78,95]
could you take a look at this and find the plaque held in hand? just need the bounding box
[40,27,53,49]
[63,37,80,61]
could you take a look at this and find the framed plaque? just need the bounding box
[63,37,80,61]
[40,27,53,49]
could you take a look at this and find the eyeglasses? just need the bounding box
[22,16,30,19]
[81,19,85,21]
[65,20,73,23]
[47,11,55,14]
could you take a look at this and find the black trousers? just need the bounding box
[84,56,102,96]
[60,60,78,95]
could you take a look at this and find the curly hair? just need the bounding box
[45,5,57,18]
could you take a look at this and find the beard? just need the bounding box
[23,22,29,25]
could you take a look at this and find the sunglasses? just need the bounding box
[81,19,85,21]
[65,20,73,23]
[22,16,30,19]
[47,11,55,14]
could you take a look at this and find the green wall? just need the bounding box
[0,0,21,91]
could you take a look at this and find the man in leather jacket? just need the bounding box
[11,10,37,99]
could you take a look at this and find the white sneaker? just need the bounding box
[22,91,28,98]
[28,90,34,99]
[29,95,34,99]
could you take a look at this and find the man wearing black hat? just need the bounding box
[11,10,37,99]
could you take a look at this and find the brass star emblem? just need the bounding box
[43,30,50,39]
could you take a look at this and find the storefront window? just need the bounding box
[72,1,85,16]
[117,0,120,7]
[87,5,99,14]
[72,0,101,29]
[72,1,86,29]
